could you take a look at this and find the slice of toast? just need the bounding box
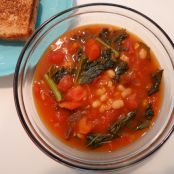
[0,0,38,40]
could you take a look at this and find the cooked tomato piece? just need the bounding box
[77,117,93,135]
[59,101,82,110]
[65,86,87,102]
[58,75,74,92]
[48,50,65,65]
[85,39,101,61]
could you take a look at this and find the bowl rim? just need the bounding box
[13,2,174,171]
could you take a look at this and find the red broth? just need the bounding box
[33,25,163,152]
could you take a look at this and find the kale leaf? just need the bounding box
[48,65,74,84]
[79,49,116,84]
[86,111,136,148]
[135,120,150,131]
[114,60,129,81]
[109,111,136,136]
[86,133,113,148]
[148,69,163,96]
[145,103,154,120]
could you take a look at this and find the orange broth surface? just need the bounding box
[33,25,163,152]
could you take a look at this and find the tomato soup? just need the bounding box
[33,25,163,152]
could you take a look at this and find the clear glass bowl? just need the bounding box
[13,3,174,171]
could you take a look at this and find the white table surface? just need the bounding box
[0,0,174,173]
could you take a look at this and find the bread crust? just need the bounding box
[0,0,39,40]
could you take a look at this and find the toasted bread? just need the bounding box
[0,0,38,40]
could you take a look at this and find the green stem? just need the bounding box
[96,37,119,58]
[75,55,86,84]
[44,74,62,102]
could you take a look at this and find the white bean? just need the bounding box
[120,54,129,62]
[106,69,115,78]
[112,100,124,109]
[100,94,107,102]
[139,48,147,59]
[96,88,106,96]
[121,88,132,98]
[107,81,113,88]
[92,100,101,108]
[134,42,140,49]
[117,84,125,91]
[99,105,106,113]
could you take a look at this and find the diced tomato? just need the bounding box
[58,75,74,92]
[85,39,101,61]
[48,50,65,65]
[68,42,80,54]
[125,93,138,109]
[59,101,82,110]
[77,117,93,135]
[65,86,87,102]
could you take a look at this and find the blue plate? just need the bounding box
[0,0,74,77]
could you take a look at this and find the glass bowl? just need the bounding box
[13,3,174,171]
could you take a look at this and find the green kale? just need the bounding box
[148,70,163,96]
[113,29,129,51]
[48,65,74,84]
[86,133,113,148]
[79,49,116,84]
[43,74,62,102]
[109,111,136,136]
[135,120,150,131]
[114,60,129,81]
[145,103,154,120]
[86,111,136,149]
[98,28,111,44]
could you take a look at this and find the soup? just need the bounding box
[33,25,163,152]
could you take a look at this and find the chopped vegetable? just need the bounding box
[135,120,150,131]
[65,111,83,139]
[43,74,62,102]
[148,70,163,96]
[75,54,86,84]
[85,39,101,60]
[48,65,74,84]
[58,75,74,92]
[86,111,136,148]
[113,29,128,51]
[98,28,111,44]
[77,48,128,84]
[109,111,136,136]
[101,48,113,60]
[114,59,129,81]
[79,52,116,84]
[144,103,154,120]
[96,37,119,57]
[87,133,113,148]
[77,117,93,135]
[59,101,82,110]
[48,50,65,65]
[65,86,87,102]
